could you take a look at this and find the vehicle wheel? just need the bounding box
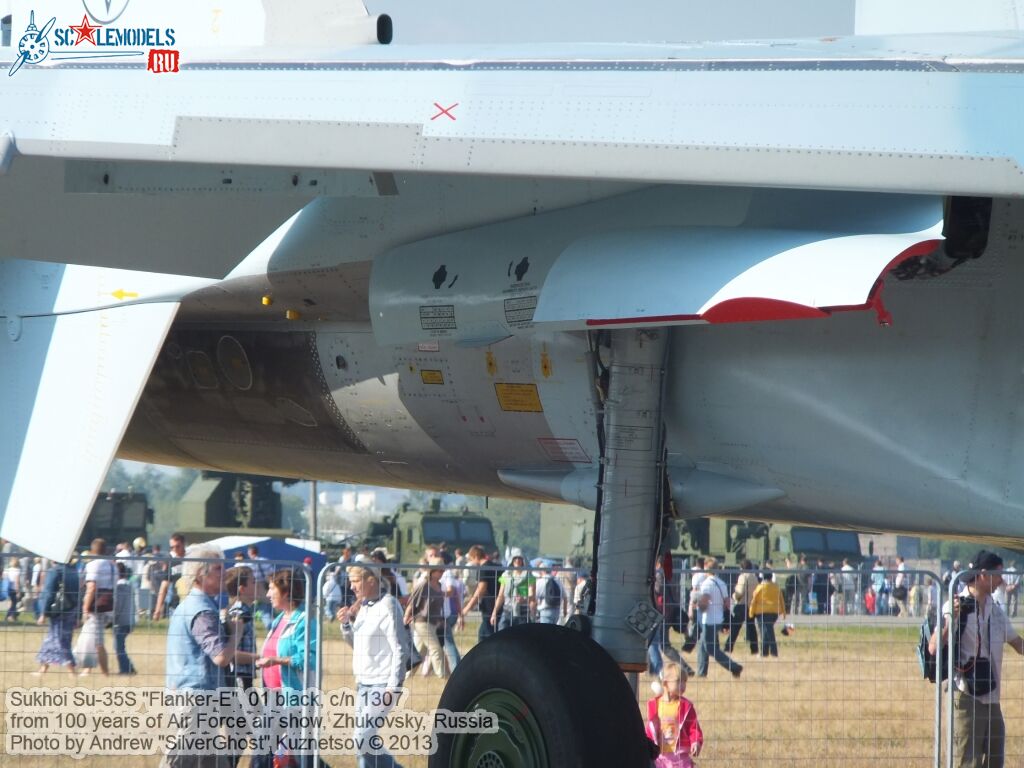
[429,623,650,768]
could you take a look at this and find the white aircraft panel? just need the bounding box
[697,225,943,317]
[535,201,943,328]
[855,0,1023,35]
[0,302,179,562]
[5,42,1024,203]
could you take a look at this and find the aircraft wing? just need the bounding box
[2,33,1024,277]
[0,261,213,561]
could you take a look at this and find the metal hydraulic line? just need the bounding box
[591,327,668,668]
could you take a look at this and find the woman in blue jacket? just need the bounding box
[255,567,318,767]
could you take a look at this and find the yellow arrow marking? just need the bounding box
[111,289,139,301]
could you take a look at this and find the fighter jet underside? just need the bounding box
[4,4,1024,761]
[3,18,1024,556]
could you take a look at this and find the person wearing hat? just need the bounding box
[929,550,1024,768]
[491,552,536,631]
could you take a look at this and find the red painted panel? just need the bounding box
[701,298,829,324]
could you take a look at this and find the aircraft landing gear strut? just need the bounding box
[591,327,668,670]
[432,329,665,767]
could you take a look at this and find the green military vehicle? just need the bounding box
[672,518,871,613]
[539,503,595,566]
[539,504,866,567]
[176,471,296,543]
[672,518,867,568]
[77,491,153,552]
[539,505,869,609]
[364,501,499,563]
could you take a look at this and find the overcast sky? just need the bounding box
[365,0,856,45]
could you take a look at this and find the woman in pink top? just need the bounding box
[254,569,316,768]
[257,575,293,690]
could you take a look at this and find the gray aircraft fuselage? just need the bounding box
[119,179,1024,546]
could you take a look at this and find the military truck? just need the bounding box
[672,518,866,568]
[671,517,872,614]
[363,501,499,563]
[539,502,595,566]
[176,471,297,542]
[540,503,866,567]
[77,491,153,553]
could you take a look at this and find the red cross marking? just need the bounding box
[431,102,459,121]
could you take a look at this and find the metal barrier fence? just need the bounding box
[0,553,313,768]
[942,569,1024,768]
[654,567,944,768]
[3,557,1023,767]
[312,560,581,768]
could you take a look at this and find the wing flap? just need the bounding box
[535,215,944,330]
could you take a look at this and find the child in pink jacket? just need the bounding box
[646,662,703,768]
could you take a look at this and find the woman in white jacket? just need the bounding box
[338,565,407,768]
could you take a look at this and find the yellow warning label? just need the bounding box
[421,369,445,385]
[494,383,543,413]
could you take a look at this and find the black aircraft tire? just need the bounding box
[429,623,650,768]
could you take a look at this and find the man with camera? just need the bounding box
[929,551,1024,768]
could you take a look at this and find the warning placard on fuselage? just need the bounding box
[607,425,653,451]
[420,370,445,385]
[494,383,543,413]
[503,295,537,326]
[419,305,456,331]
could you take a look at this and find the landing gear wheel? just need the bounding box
[429,623,650,768]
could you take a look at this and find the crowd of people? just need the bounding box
[644,552,1024,688]
[12,537,1017,688]
[664,553,1022,622]
[648,556,788,684]
[2,535,586,768]
[7,535,1024,767]
[320,544,582,678]
[646,550,1024,768]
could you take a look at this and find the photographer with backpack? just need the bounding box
[929,551,1024,768]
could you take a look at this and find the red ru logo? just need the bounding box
[147,49,179,74]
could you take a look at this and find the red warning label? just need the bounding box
[537,437,591,463]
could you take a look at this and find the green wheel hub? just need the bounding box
[449,687,550,768]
